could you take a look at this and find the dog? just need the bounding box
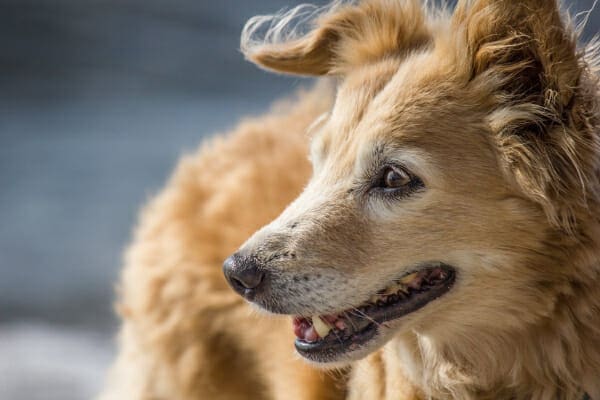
[101,0,600,399]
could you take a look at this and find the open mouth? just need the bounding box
[293,263,455,362]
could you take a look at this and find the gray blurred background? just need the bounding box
[0,1,598,399]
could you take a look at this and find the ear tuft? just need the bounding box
[241,0,432,76]
[241,2,344,75]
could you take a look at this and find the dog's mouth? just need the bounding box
[292,263,455,362]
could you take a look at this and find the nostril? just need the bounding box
[230,277,245,291]
[234,268,265,290]
[223,254,266,296]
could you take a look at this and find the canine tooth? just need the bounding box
[312,316,332,338]
[384,286,398,295]
[400,272,418,284]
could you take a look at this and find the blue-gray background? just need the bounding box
[0,1,597,399]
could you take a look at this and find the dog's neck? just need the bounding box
[378,255,600,400]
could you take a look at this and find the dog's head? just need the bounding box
[224,0,599,365]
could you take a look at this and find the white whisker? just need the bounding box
[345,305,382,328]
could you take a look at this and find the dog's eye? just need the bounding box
[369,165,423,199]
[382,167,411,189]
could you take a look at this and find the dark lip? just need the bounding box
[295,265,456,362]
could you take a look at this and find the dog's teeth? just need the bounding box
[312,316,331,338]
[384,285,398,295]
[400,272,418,284]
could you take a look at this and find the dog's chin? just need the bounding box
[255,263,456,364]
[298,326,397,368]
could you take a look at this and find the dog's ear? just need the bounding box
[453,0,597,231]
[453,0,580,109]
[241,0,431,76]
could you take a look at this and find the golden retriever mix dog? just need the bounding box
[100,0,600,399]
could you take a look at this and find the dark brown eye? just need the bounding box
[382,167,411,189]
[369,165,423,199]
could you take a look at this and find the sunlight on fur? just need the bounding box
[101,1,600,399]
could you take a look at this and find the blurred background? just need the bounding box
[0,1,598,399]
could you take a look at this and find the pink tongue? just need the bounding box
[293,315,344,343]
[293,317,314,341]
[304,326,318,342]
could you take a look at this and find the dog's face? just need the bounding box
[225,0,596,365]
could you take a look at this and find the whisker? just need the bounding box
[347,305,382,328]
[343,310,359,332]
[328,325,345,346]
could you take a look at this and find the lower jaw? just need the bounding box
[294,265,456,363]
[295,323,379,363]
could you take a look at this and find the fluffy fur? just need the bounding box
[101,1,600,399]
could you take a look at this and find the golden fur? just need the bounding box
[101,1,600,399]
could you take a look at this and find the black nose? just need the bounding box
[223,253,266,298]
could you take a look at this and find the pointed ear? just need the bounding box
[454,0,597,231]
[241,0,432,76]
